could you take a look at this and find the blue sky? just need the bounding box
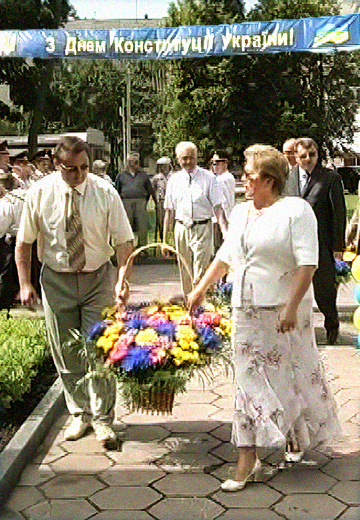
[70,0,257,20]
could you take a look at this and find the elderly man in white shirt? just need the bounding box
[162,141,228,297]
[15,136,134,448]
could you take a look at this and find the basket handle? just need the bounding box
[118,242,193,298]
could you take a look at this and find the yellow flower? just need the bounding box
[96,336,115,353]
[104,322,123,337]
[189,341,199,350]
[176,325,197,342]
[219,318,232,335]
[135,328,158,345]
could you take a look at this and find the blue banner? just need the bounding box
[0,13,359,60]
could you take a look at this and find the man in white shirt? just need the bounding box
[162,141,228,297]
[210,150,236,251]
[15,136,134,448]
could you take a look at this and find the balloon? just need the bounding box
[355,284,360,304]
[351,256,360,282]
[354,307,360,330]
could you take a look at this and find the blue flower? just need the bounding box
[122,347,152,372]
[334,259,350,276]
[125,315,147,331]
[87,320,109,340]
[155,322,176,337]
[197,326,222,350]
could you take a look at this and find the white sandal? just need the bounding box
[221,458,261,492]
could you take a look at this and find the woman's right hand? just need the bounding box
[187,287,206,314]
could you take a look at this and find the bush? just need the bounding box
[0,314,50,409]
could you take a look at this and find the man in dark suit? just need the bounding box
[284,137,346,345]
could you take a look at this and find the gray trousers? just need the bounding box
[174,220,213,297]
[40,262,117,425]
[122,198,148,248]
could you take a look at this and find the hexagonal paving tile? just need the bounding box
[158,451,222,472]
[210,442,238,463]
[218,509,284,520]
[4,486,44,511]
[214,483,282,509]
[40,474,105,499]
[274,493,346,520]
[171,403,219,420]
[18,463,55,486]
[162,433,221,453]
[33,443,67,464]
[329,482,360,506]
[338,506,360,519]
[153,473,220,496]
[210,423,232,442]
[322,456,360,480]
[50,453,112,474]
[106,440,169,465]
[175,389,218,404]
[165,421,222,433]
[60,434,106,453]
[90,512,154,520]
[0,507,25,519]
[269,465,337,494]
[91,485,161,510]
[148,497,224,520]
[123,424,169,442]
[99,464,166,486]
[22,499,97,520]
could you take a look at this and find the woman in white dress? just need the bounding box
[188,144,341,492]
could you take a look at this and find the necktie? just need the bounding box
[301,171,310,196]
[66,189,86,271]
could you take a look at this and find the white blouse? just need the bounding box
[216,197,318,307]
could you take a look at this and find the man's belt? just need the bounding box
[176,219,211,228]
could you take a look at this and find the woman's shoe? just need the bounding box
[221,458,261,492]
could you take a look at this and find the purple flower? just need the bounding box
[87,320,109,340]
[122,347,152,372]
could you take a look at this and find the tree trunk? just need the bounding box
[27,60,55,159]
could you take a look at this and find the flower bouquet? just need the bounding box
[87,302,232,415]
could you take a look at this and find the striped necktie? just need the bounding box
[66,189,86,271]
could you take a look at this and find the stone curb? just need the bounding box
[0,378,65,505]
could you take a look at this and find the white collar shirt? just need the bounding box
[17,171,134,272]
[0,189,25,238]
[299,166,310,193]
[164,166,223,224]
[217,170,236,220]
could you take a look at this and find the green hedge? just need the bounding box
[0,314,49,409]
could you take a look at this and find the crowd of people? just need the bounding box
[0,133,352,490]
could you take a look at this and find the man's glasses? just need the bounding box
[211,159,227,164]
[60,163,89,174]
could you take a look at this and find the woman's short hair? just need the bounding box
[53,136,90,162]
[244,144,289,194]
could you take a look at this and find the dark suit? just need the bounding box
[285,163,346,334]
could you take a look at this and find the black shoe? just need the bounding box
[326,328,339,345]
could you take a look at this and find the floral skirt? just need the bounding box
[231,300,341,450]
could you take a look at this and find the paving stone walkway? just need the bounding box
[1,264,360,520]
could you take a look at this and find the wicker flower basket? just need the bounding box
[125,384,176,415]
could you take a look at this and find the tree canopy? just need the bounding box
[155,0,360,163]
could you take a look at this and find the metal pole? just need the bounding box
[126,65,131,159]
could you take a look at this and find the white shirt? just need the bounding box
[216,170,236,220]
[0,189,26,238]
[17,171,134,272]
[164,166,223,225]
[216,197,318,307]
[299,166,310,193]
